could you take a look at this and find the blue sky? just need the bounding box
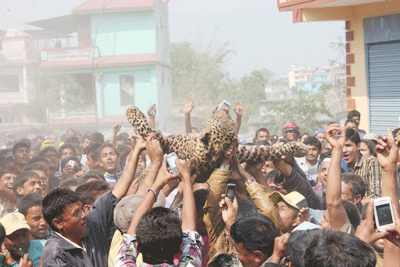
[0,0,344,78]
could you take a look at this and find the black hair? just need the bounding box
[255,128,269,139]
[342,200,361,230]
[0,223,5,244]
[230,214,278,258]
[136,207,182,264]
[345,128,361,145]
[58,177,85,191]
[12,142,30,154]
[318,150,332,167]
[304,229,376,267]
[0,164,20,179]
[341,173,366,200]
[303,136,322,151]
[58,143,76,157]
[360,139,376,157]
[42,188,81,232]
[24,162,49,175]
[60,156,81,173]
[393,128,399,137]
[347,110,361,120]
[18,193,43,216]
[299,133,310,141]
[16,138,31,148]
[13,171,40,198]
[75,180,110,206]
[98,143,119,157]
[28,156,49,166]
[345,118,358,127]
[194,189,209,213]
[286,228,322,267]
[84,143,102,161]
[65,136,80,145]
[82,169,106,182]
[89,132,104,144]
[39,146,58,157]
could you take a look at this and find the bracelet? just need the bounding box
[148,188,158,201]
[245,177,256,187]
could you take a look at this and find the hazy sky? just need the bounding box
[0,0,344,78]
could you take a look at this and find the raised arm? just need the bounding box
[184,97,194,134]
[110,123,121,146]
[112,135,146,200]
[176,158,196,231]
[136,133,164,196]
[375,128,400,266]
[147,104,156,129]
[325,124,348,231]
[233,100,243,134]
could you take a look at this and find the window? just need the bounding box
[120,75,134,106]
[0,75,19,92]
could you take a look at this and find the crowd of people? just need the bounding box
[0,100,400,267]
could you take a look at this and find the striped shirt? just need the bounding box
[351,154,382,198]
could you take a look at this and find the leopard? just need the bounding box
[126,105,308,180]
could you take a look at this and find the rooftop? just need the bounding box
[72,0,154,14]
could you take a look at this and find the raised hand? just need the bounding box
[184,97,194,115]
[233,100,243,118]
[325,124,345,148]
[376,127,398,170]
[219,193,238,231]
[113,123,122,135]
[145,133,163,163]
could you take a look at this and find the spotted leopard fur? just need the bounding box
[126,106,308,179]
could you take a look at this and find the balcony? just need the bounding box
[47,105,96,119]
[41,47,98,62]
[0,92,27,104]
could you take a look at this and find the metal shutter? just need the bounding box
[367,41,400,135]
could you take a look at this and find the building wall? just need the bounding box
[347,2,400,132]
[101,66,158,117]
[90,11,156,56]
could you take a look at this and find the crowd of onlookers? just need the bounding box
[1,100,400,267]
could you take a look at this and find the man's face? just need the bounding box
[345,122,358,132]
[322,142,332,153]
[352,116,360,126]
[99,147,119,174]
[232,242,259,267]
[32,170,49,197]
[12,147,30,167]
[17,177,42,196]
[315,133,326,144]
[261,161,275,175]
[276,201,298,233]
[0,173,17,190]
[360,142,371,157]
[4,229,30,259]
[306,145,320,164]
[60,148,74,162]
[286,130,298,141]
[86,154,98,170]
[82,138,91,149]
[66,130,75,138]
[137,157,146,173]
[343,140,360,167]
[43,150,59,169]
[256,131,269,142]
[318,161,330,187]
[318,210,331,229]
[341,181,360,204]
[25,205,49,240]
[57,201,87,240]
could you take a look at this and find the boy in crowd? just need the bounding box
[18,193,49,240]
[98,143,121,187]
[13,171,42,200]
[11,142,31,172]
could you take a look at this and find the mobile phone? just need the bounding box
[148,104,156,116]
[166,152,179,175]
[68,160,75,168]
[374,197,396,232]
[225,183,236,202]
[218,100,231,111]
[19,247,25,257]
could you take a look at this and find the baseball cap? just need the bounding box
[0,213,31,236]
[114,192,166,233]
[270,191,308,210]
[363,133,379,142]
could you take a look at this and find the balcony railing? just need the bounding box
[47,105,96,119]
[0,92,27,104]
[41,47,98,61]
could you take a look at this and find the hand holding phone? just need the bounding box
[166,152,179,175]
[218,100,231,111]
[374,197,396,232]
[225,183,236,202]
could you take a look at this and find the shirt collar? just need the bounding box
[53,231,86,252]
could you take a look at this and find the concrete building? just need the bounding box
[0,0,173,133]
[278,0,400,135]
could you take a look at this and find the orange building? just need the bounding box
[278,0,400,134]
